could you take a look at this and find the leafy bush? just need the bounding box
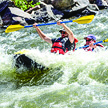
[11,0,40,11]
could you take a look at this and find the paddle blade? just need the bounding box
[103,38,108,42]
[73,15,94,24]
[15,49,30,54]
[5,24,24,33]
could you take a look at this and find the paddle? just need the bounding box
[75,38,108,50]
[5,15,94,33]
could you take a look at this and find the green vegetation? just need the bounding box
[11,0,40,11]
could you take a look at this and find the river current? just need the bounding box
[0,9,108,108]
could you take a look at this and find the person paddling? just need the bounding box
[33,21,78,55]
[83,34,104,51]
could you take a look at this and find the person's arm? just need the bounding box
[33,23,52,44]
[84,41,97,51]
[57,21,75,43]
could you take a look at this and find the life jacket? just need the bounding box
[84,43,104,51]
[51,37,78,54]
[51,41,66,54]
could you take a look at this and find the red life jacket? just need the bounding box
[84,42,104,51]
[51,41,66,54]
[51,37,78,54]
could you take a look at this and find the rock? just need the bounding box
[31,2,64,22]
[87,4,99,12]
[60,0,98,18]
[0,1,63,27]
[86,4,99,15]
[105,0,108,3]
[0,0,11,4]
[12,17,28,26]
[0,1,35,27]
[44,0,89,10]
[43,0,98,18]
[9,7,33,19]
[89,0,108,9]
[96,0,108,9]
[49,0,75,10]
[26,5,40,14]
[0,16,3,26]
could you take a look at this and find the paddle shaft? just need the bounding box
[75,40,103,50]
[24,20,73,28]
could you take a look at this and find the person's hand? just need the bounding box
[33,23,38,28]
[89,41,96,48]
[57,20,64,26]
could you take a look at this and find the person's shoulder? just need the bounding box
[51,38,57,43]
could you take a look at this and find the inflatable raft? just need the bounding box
[13,49,46,71]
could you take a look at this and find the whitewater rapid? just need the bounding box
[0,9,108,108]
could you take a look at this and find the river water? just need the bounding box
[0,9,108,108]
